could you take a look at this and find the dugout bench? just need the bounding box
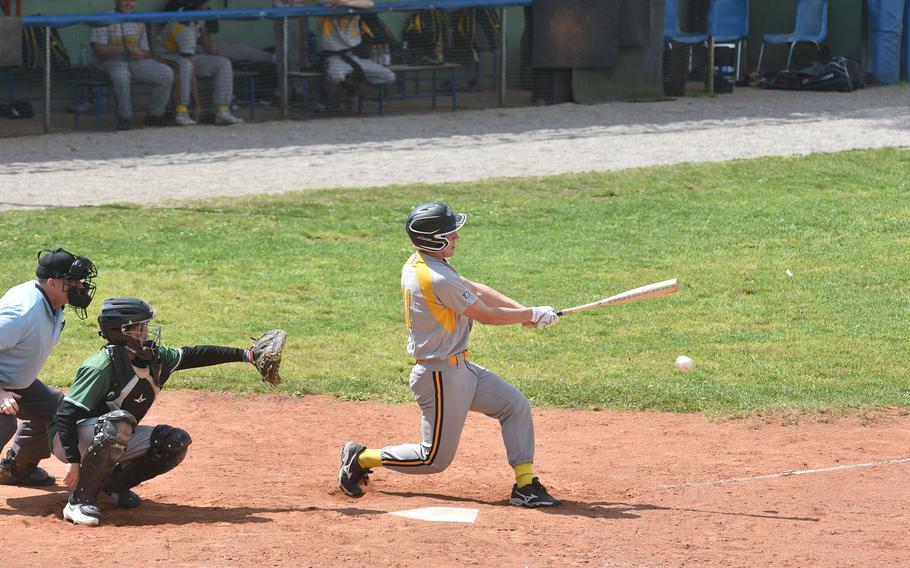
[358,62,461,116]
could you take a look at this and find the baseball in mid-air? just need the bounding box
[675,355,695,372]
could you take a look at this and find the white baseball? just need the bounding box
[675,355,695,372]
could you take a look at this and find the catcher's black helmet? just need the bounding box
[98,298,159,357]
[405,201,467,252]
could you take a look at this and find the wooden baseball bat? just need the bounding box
[556,278,679,316]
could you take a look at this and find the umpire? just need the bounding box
[0,248,97,486]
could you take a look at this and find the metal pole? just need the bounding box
[282,16,289,119]
[705,36,715,93]
[498,7,506,107]
[44,26,51,133]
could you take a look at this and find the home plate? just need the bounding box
[389,507,479,523]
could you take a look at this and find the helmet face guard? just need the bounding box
[37,249,98,320]
[406,201,467,252]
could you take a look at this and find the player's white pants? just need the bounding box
[93,58,174,119]
[51,417,155,465]
[197,43,274,65]
[325,54,395,86]
[381,358,535,473]
[157,53,234,107]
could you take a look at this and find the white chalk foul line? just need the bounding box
[658,456,910,489]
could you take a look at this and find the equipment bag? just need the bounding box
[401,9,450,64]
[760,57,865,92]
[21,23,71,71]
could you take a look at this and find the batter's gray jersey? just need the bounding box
[401,251,477,360]
[381,251,535,474]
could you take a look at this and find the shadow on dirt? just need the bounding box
[1,492,383,526]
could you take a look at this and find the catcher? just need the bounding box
[47,297,285,526]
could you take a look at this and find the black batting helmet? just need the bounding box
[405,201,467,252]
[98,298,159,356]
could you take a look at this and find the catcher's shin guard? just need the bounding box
[104,424,191,492]
[71,410,137,506]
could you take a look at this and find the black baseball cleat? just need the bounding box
[508,477,561,508]
[104,489,142,509]
[338,441,371,497]
[0,451,56,487]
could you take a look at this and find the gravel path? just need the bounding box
[2,86,909,211]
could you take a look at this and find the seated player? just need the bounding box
[50,297,284,526]
[315,0,395,111]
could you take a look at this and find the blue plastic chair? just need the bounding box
[708,0,749,81]
[665,0,710,47]
[665,0,710,74]
[757,0,828,75]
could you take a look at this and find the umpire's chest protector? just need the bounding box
[102,345,173,422]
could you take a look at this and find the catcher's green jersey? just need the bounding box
[401,251,477,360]
[48,345,182,442]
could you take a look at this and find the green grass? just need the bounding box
[2,148,909,416]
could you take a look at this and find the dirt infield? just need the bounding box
[4,390,909,567]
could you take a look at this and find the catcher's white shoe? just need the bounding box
[63,501,102,526]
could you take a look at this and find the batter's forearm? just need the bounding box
[464,301,532,326]
[464,279,525,309]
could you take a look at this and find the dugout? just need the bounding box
[2,1,533,136]
[553,0,865,104]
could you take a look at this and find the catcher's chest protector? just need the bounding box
[103,345,172,422]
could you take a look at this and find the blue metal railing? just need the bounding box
[22,0,530,28]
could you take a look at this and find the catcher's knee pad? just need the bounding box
[148,424,192,467]
[72,410,137,505]
[104,424,191,493]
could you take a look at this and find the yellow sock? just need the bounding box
[358,448,383,469]
[514,462,535,488]
[217,104,229,112]
[176,104,188,113]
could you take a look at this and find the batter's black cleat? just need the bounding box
[508,477,561,508]
[338,441,371,497]
[104,489,142,509]
[0,451,56,487]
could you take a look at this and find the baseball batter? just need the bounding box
[338,201,561,507]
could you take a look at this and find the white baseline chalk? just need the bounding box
[658,456,910,489]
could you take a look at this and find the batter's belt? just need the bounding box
[416,350,469,366]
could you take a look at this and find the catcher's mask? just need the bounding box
[98,297,161,361]
[36,248,98,320]
[406,201,467,252]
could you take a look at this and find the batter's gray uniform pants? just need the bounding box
[52,417,155,465]
[381,356,535,473]
[93,58,174,119]
[158,53,234,107]
[325,54,395,86]
[0,379,63,467]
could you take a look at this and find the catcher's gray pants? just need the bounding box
[158,53,233,107]
[325,54,395,86]
[51,417,155,465]
[380,357,535,473]
[94,58,174,119]
[0,379,63,467]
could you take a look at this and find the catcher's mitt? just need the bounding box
[249,329,286,387]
